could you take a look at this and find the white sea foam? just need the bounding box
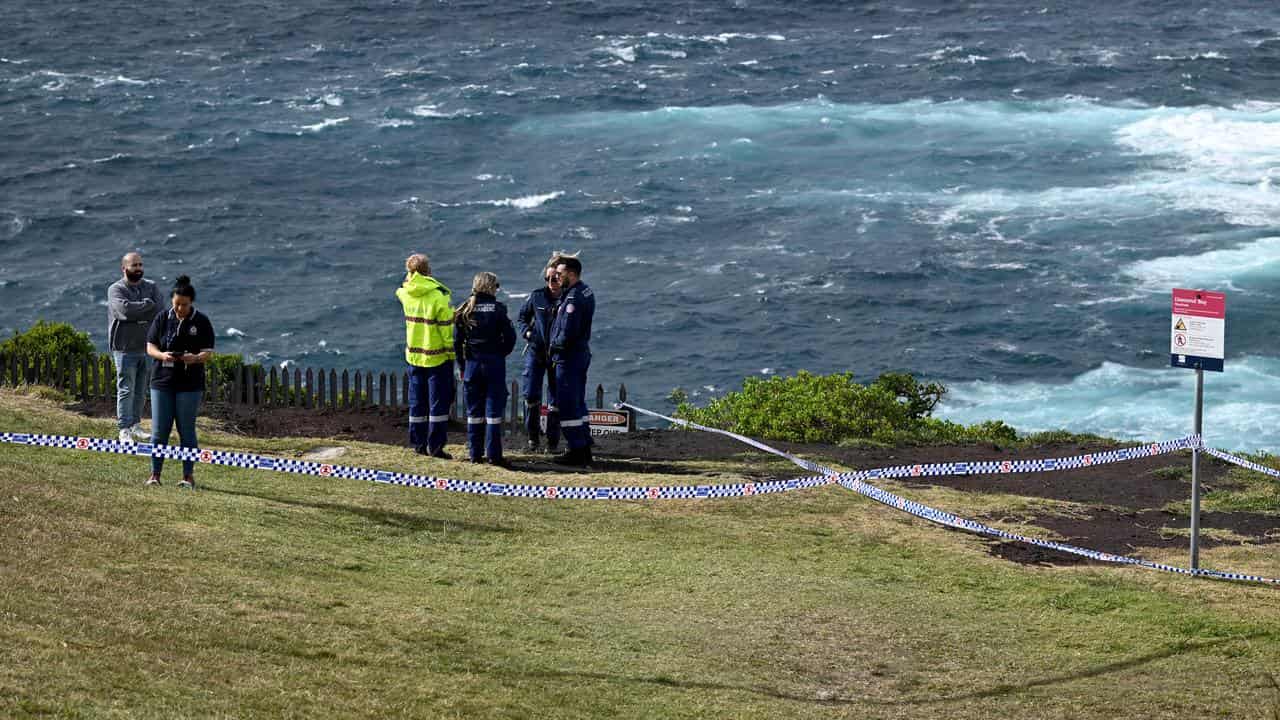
[410,104,476,119]
[705,32,785,43]
[112,75,150,86]
[1115,109,1280,202]
[1121,236,1280,292]
[939,357,1280,452]
[7,214,28,235]
[1153,52,1227,61]
[322,93,344,106]
[33,71,158,88]
[435,191,565,210]
[632,31,784,44]
[604,45,637,63]
[298,117,348,132]
[488,191,564,209]
[226,328,246,337]
[92,153,130,163]
[922,46,965,61]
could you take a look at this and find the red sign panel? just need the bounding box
[1171,289,1225,319]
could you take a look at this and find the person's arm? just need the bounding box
[147,342,169,362]
[146,313,172,362]
[517,294,536,344]
[452,313,466,363]
[108,283,157,321]
[500,306,517,357]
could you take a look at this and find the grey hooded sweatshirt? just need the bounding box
[107,278,164,353]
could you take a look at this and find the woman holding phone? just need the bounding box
[145,275,215,488]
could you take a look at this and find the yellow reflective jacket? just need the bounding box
[395,273,454,368]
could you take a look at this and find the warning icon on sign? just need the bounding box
[1174,318,1187,331]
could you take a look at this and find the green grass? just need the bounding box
[2,390,1279,719]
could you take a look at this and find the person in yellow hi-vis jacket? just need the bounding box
[395,253,456,458]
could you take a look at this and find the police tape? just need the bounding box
[616,402,1197,479]
[6,423,1280,584]
[618,402,1280,585]
[0,432,834,500]
[1203,446,1280,479]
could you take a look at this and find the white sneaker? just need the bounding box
[118,429,135,444]
[130,424,149,441]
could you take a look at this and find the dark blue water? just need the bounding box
[5,1,1280,448]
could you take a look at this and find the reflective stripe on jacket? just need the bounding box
[396,272,454,368]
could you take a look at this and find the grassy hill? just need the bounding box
[0,389,1277,719]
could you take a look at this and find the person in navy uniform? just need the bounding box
[453,271,517,468]
[548,256,595,467]
[517,252,568,453]
[144,275,216,488]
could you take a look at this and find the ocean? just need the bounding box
[4,1,1280,450]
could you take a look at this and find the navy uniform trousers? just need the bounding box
[464,353,509,461]
[554,353,592,451]
[521,350,561,448]
[408,361,454,453]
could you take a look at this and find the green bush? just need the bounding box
[0,321,97,363]
[206,353,260,388]
[674,370,1020,446]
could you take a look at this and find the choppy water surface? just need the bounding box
[4,1,1280,448]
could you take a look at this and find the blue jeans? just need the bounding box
[150,388,201,476]
[408,361,454,453]
[113,351,151,429]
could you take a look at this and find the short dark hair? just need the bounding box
[171,275,196,301]
[557,257,582,276]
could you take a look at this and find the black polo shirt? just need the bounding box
[147,308,216,392]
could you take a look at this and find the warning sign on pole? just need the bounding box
[539,406,632,435]
[588,409,630,436]
[1170,288,1225,372]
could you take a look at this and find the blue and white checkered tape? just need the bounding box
[0,432,840,501]
[4,422,1278,585]
[619,402,1279,586]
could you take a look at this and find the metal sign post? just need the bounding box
[1170,288,1225,570]
[1190,368,1203,569]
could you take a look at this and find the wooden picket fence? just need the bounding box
[0,353,636,433]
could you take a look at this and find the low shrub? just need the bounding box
[674,370,1021,446]
[0,321,97,364]
[206,353,261,388]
